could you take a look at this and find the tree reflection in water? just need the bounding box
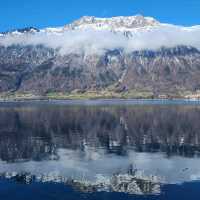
[0,103,200,195]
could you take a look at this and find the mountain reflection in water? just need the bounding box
[0,102,200,196]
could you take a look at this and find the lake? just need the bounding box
[0,100,200,200]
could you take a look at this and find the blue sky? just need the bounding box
[0,0,199,31]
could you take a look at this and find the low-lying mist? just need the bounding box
[0,24,200,55]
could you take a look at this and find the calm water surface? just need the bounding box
[0,100,200,200]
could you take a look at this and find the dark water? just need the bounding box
[0,100,200,199]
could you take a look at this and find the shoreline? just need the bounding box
[0,91,200,103]
[0,98,200,105]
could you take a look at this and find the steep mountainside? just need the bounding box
[0,15,200,98]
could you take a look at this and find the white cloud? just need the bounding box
[0,24,200,55]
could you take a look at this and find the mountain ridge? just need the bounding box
[0,15,200,99]
[1,15,199,36]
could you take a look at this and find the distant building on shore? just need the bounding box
[185,93,200,100]
[158,94,169,99]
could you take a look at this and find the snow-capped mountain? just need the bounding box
[0,15,200,98]
[66,15,160,30]
[1,15,160,35]
[1,15,200,53]
[1,14,199,38]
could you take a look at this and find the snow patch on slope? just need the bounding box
[0,15,200,55]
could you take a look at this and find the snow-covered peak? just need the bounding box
[1,15,200,54]
[66,15,160,31]
[1,27,39,36]
[2,15,200,37]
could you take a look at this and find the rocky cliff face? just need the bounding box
[0,45,200,95]
[0,15,200,97]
